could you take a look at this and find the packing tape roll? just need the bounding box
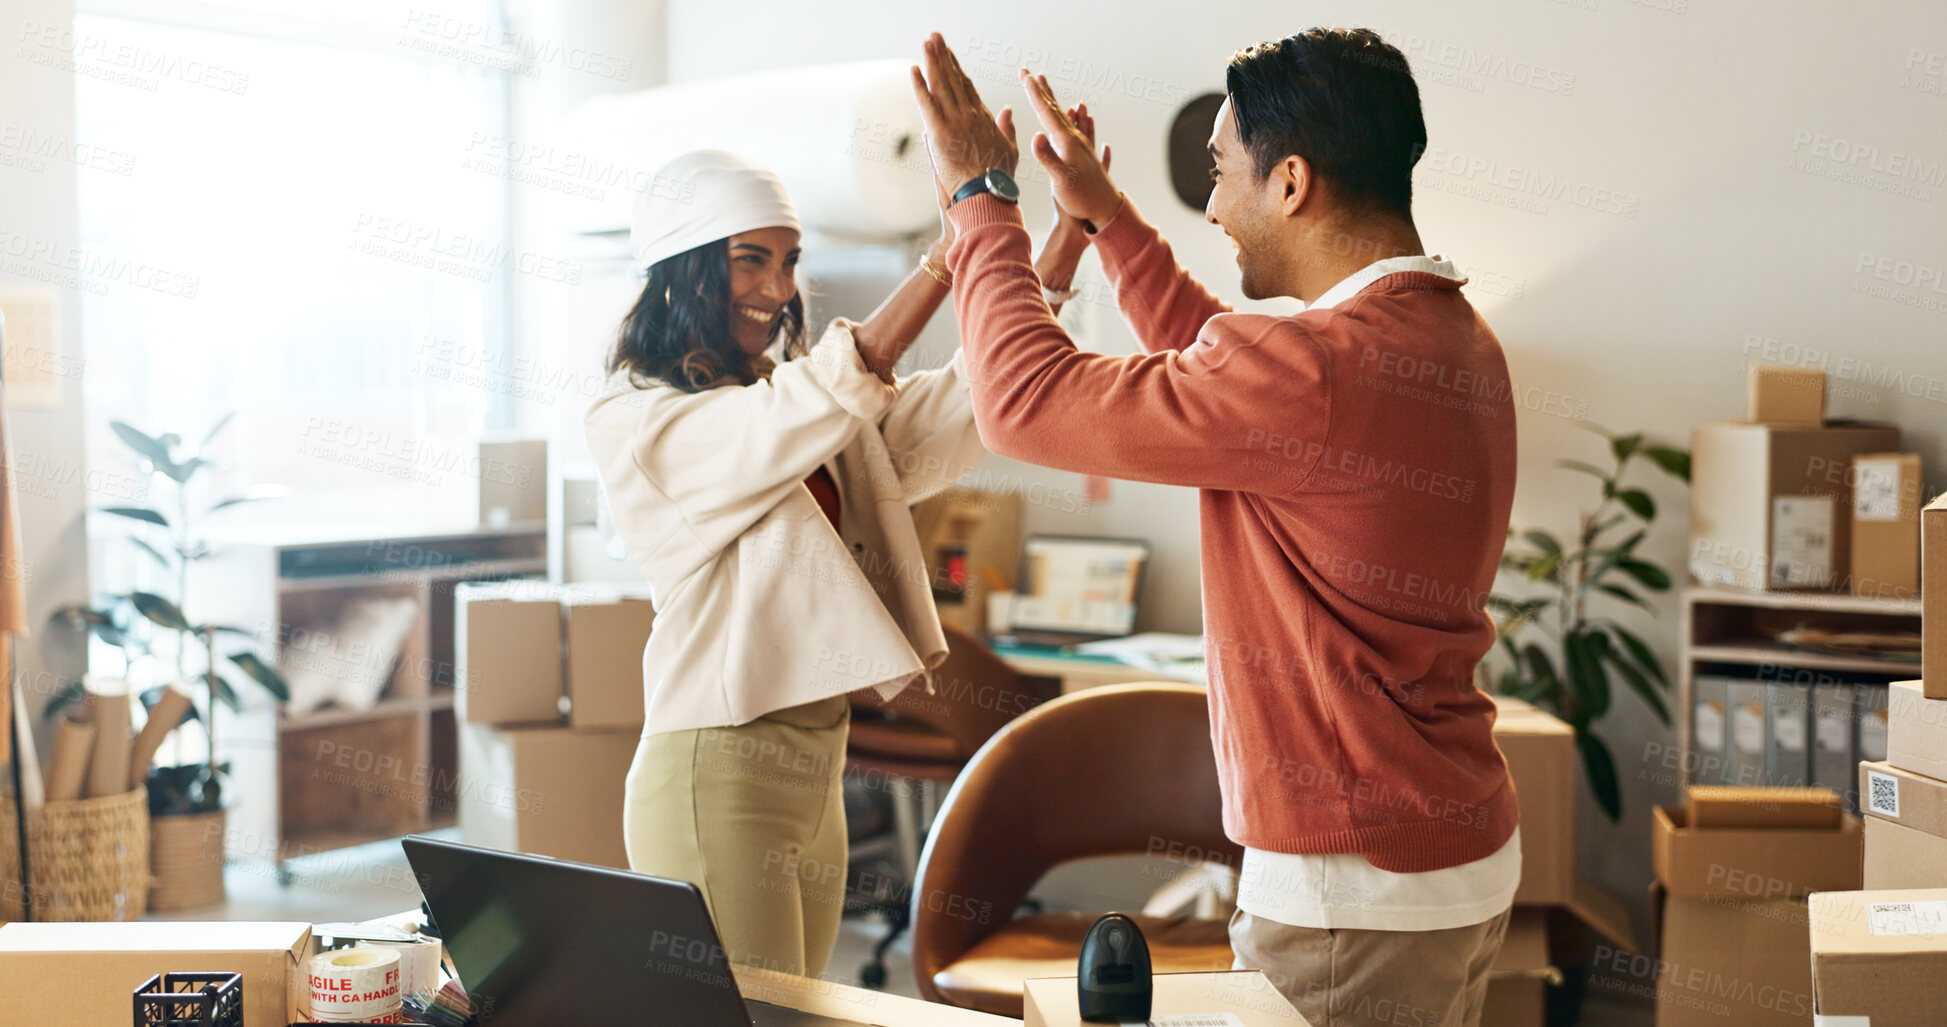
[308,946,404,1021]
[363,937,442,999]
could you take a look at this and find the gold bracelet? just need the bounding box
[919,255,953,288]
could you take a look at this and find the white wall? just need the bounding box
[651,0,1947,946]
[0,0,92,755]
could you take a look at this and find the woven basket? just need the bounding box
[0,786,150,922]
[147,809,228,911]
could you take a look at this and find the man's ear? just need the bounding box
[1279,154,1311,218]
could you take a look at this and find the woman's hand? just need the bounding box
[1048,101,1111,246]
[927,134,955,262]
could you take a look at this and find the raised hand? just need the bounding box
[910,32,1019,197]
[1020,69,1123,228]
[1051,101,1111,237]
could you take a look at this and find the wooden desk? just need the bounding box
[992,643,1200,694]
[733,964,1015,1025]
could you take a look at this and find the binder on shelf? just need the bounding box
[1811,682,1859,809]
[1764,683,1813,788]
[1727,681,1769,787]
[1692,676,1733,786]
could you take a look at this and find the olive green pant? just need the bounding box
[624,696,851,978]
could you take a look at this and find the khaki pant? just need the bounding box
[624,696,851,978]
[1229,905,1512,1027]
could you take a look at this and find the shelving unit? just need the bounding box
[190,519,545,873]
[1677,585,1923,795]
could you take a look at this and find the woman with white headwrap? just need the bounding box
[583,129,1104,977]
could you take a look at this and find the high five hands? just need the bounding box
[910,32,1124,230]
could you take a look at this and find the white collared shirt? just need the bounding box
[1235,254,1522,933]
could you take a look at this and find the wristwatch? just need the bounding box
[951,167,1021,206]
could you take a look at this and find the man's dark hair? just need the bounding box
[1224,28,1426,220]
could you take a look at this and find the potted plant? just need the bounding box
[52,416,289,910]
[1487,427,1691,821]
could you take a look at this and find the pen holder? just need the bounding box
[132,972,242,1027]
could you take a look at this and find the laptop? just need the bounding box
[992,534,1151,648]
[401,836,873,1026]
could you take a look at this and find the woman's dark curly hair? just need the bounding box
[607,237,808,392]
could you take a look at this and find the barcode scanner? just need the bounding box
[1077,912,1152,1022]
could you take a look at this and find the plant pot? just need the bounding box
[147,808,227,911]
[0,786,150,922]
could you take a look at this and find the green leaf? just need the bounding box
[207,484,290,515]
[110,421,175,474]
[1525,553,1563,582]
[226,650,290,703]
[127,591,192,632]
[1600,641,1672,726]
[1578,730,1623,821]
[1616,489,1656,520]
[1521,644,1561,691]
[1556,459,1610,480]
[1521,530,1563,557]
[1610,625,1668,687]
[209,672,242,713]
[1609,433,1643,465]
[99,506,170,528]
[1618,558,1673,592]
[161,455,210,484]
[1564,631,1611,721]
[1592,582,1652,610]
[1644,446,1692,482]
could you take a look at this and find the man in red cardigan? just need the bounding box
[911,28,1520,1027]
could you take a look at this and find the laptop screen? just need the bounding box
[1008,535,1148,636]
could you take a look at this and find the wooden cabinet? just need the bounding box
[191,520,545,870]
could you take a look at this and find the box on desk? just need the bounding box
[1860,760,1947,889]
[1886,680,1947,778]
[457,721,637,868]
[1488,696,1574,906]
[0,921,310,1027]
[1688,420,1901,590]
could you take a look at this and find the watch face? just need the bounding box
[986,167,1021,203]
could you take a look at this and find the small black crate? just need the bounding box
[132,972,243,1027]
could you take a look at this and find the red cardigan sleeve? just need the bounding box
[943,195,1328,494]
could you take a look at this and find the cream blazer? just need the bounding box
[583,317,984,734]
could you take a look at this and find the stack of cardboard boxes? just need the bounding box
[1803,495,1947,1023]
[1691,365,1914,594]
[1649,785,1862,1026]
[453,580,656,868]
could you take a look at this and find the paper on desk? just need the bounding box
[1069,632,1207,684]
[1121,1015,1245,1027]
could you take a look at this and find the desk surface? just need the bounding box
[733,964,1014,1026]
[992,641,1203,693]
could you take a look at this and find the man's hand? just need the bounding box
[1020,68,1123,228]
[910,32,1018,198]
[1049,101,1111,244]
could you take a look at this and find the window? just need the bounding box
[73,2,513,527]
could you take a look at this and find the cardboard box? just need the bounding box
[1859,759,1947,889]
[1689,420,1901,590]
[1651,804,1861,899]
[1886,680,1947,779]
[1850,454,1923,598]
[457,721,638,867]
[455,581,563,725]
[1747,364,1826,425]
[1489,695,1575,905]
[1809,887,1947,1027]
[563,587,655,728]
[1927,495,1947,697]
[1863,816,1947,890]
[1023,970,1309,1026]
[1686,785,1840,829]
[1480,908,1549,1027]
[477,435,547,526]
[0,921,310,1027]
[1655,891,1817,1026]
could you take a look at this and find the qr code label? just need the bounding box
[1868,770,1900,818]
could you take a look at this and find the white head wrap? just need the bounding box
[630,149,801,276]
